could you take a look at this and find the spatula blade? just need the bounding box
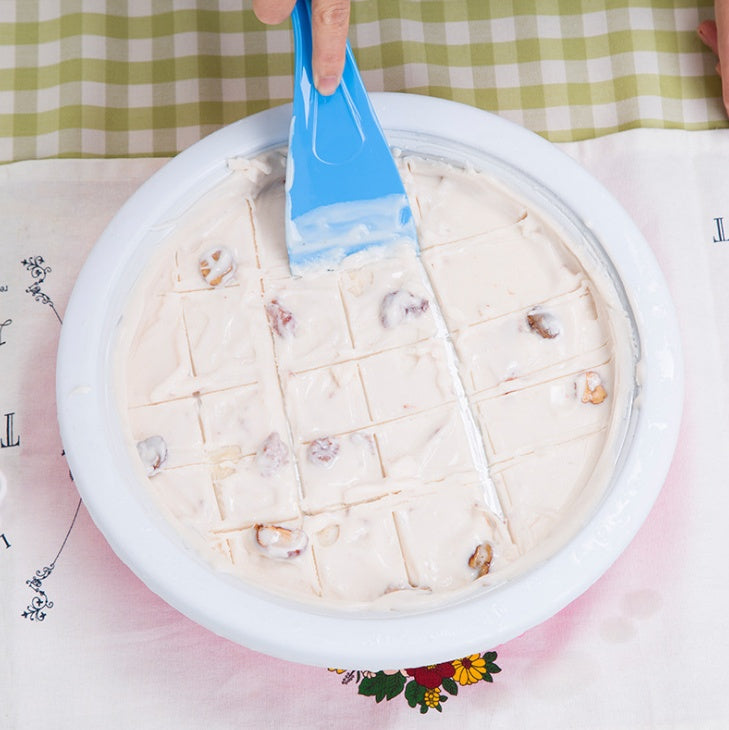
[285,0,418,275]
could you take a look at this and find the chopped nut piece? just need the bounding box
[199,246,236,287]
[379,289,429,328]
[316,524,340,547]
[255,524,308,559]
[468,542,493,578]
[136,435,168,476]
[349,431,376,454]
[209,445,243,463]
[307,436,340,466]
[211,463,236,481]
[256,431,290,476]
[265,299,296,338]
[581,371,608,404]
[526,307,561,339]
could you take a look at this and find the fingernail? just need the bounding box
[316,75,340,96]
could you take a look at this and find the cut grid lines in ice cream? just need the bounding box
[402,156,528,250]
[119,150,626,607]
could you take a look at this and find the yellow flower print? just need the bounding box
[423,687,441,708]
[452,655,487,685]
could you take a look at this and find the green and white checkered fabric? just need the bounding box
[1,0,726,163]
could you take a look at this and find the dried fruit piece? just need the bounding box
[265,299,296,338]
[379,290,429,328]
[526,307,561,339]
[307,436,340,466]
[199,247,236,287]
[136,435,168,476]
[468,542,493,578]
[255,524,308,559]
[256,431,290,476]
[581,371,607,405]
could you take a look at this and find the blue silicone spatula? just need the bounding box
[285,0,418,275]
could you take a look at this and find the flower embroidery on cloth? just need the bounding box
[452,654,489,685]
[329,651,501,714]
[405,662,455,689]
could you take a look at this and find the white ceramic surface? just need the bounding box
[56,93,682,669]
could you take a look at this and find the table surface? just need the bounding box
[1,0,728,164]
[2,3,729,727]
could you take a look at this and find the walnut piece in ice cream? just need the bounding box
[136,435,168,476]
[199,246,236,287]
[468,542,494,578]
[255,524,309,559]
[581,370,608,404]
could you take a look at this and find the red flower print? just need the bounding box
[406,662,455,689]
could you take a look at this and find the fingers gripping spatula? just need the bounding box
[285,0,418,274]
[284,0,505,522]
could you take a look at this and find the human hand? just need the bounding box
[253,0,350,96]
[698,0,729,116]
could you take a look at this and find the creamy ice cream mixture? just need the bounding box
[116,150,635,610]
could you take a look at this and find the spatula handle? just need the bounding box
[291,0,366,165]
